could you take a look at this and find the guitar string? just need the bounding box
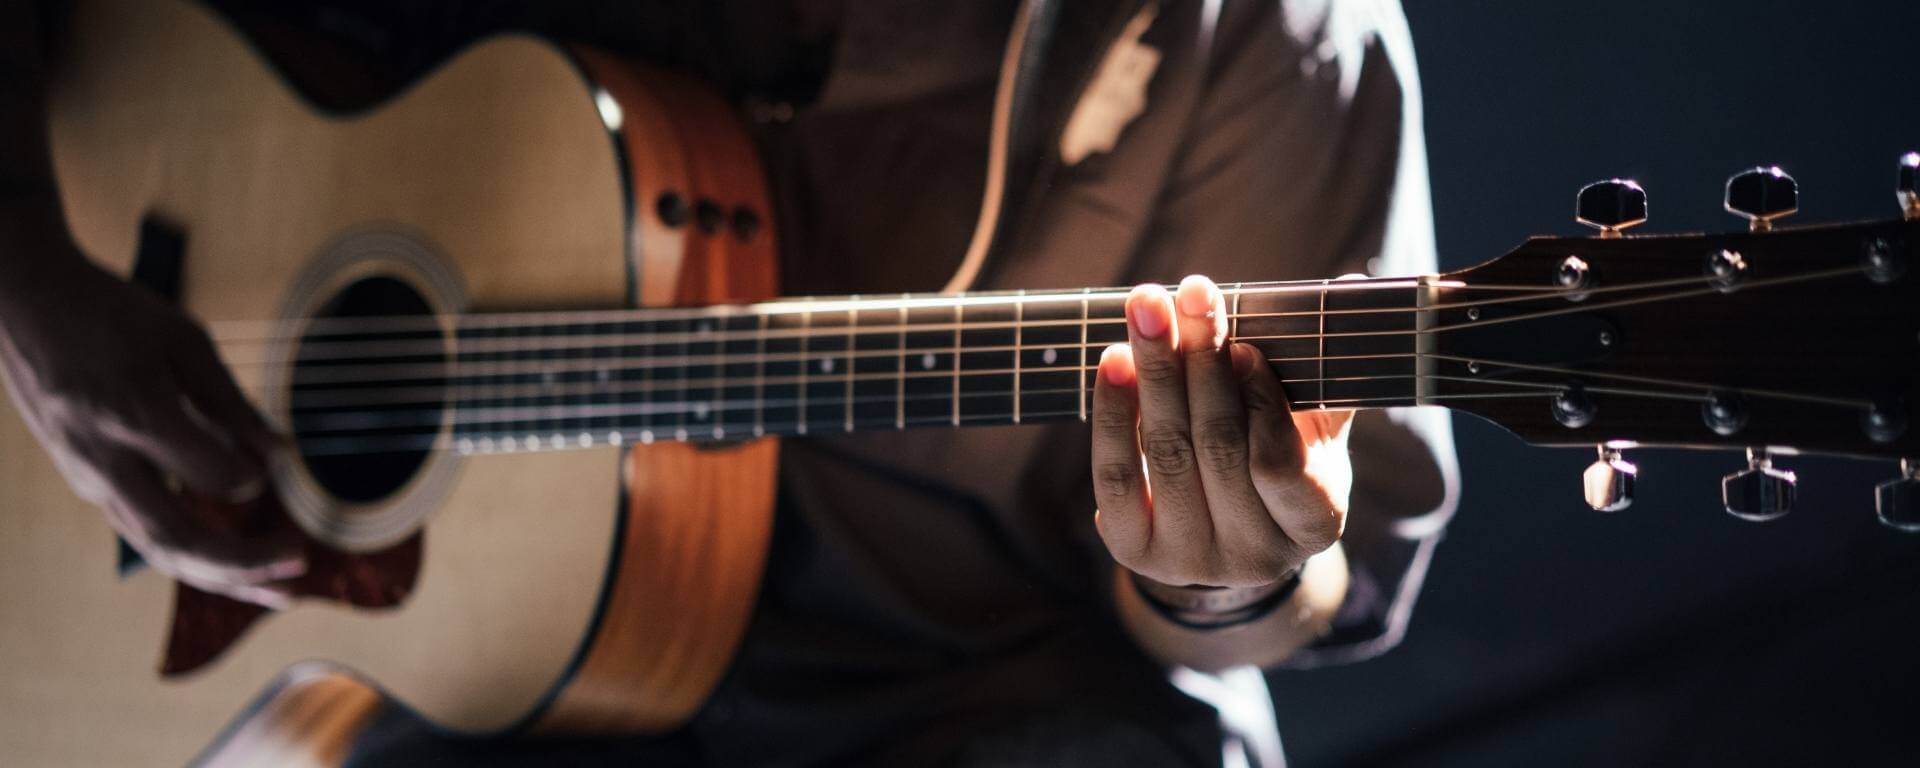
[276,351,1417,410]
[269,322,1885,454]
[280,344,1872,442]
[291,390,1571,458]
[208,270,1742,361]
[203,277,1448,341]
[219,266,1860,400]
[292,371,1530,435]
[278,339,1866,426]
[289,369,1774,458]
[281,353,1847,459]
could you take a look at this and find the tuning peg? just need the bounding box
[1722,448,1796,522]
[1876,459,1920,532]
[1725,166,1798,231]
[1899,152,1920,220]
[1583,446,1636,512]
[1576,179,1648,238]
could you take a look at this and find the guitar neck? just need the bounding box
[466,278,1432,446]
[290,278,1433,456]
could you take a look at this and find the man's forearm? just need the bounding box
[1114,544,1350,673]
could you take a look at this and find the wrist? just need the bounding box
[1128,568,1301,631]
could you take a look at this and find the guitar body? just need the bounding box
[3,0,776,763]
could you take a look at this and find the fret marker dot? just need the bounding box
[479,437,496,453]
[541,370,557,388]
[596,368,612,385]
[697,321,713,335]
[694,402,711,420]
[640,430,656,444]
[577,433,593,447]
[502,437,518,451]
[1042,347,1058,365]
[609,432,623,446]
[551,435,566,449]
[457,438,474,455]
[820,358,835,374]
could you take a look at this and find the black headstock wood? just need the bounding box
[1428,217,1919,462]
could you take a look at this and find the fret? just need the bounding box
[558,320,592,447]
[1228,282,1242,345]
[656,317,690,441]
[679,316,719,440]
[958,300,1016,425]
[1321,282,1421,406]
[803,306,850,434]
[950,303,961,426]
[589,316,615,445]
[1078,288,1091,422]
[1018,294,1087,423]
[1317,282,1329,408]
[1232,288,1322,400]
[852,305,902,430]
[448,324,475,446]
[1012,290,1024,424]
[842,305,855,432]
[762,308,805,435]
[895,300,907,429]
[797,302,811,434]
[622,317,656,443]
[512,322,540,448]
[1084,293,1129,409]
[753,312,769,436]
[559,318,588,446]
[719,313,759,438]
[905,304,958,427]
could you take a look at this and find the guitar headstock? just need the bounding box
[1431,157,1920,527]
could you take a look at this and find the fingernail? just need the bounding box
[1176,275,1217,318]
[1127,285,1169,340]
[1100,344,1135,386]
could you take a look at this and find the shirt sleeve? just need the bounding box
[1125,0,1459,666]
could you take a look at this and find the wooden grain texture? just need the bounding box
[529,50,781,736]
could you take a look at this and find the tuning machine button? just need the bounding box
[1725,166,1798,232]
[1583,446,1636,512]
[1576,179,1647,238]
[1875,459,1920,532]
[1722,448,1796,522]
[1898,152,1920,220]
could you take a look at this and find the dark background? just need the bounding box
[1267,1,1920,766]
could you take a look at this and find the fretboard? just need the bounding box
[288,280,1429,456]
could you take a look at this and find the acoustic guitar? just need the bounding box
[6,0,1919,764]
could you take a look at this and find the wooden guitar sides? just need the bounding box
[4,0,778,763]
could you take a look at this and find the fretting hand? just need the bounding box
[1090,275,1354,589]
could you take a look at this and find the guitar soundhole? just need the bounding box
[288,276,447,504]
